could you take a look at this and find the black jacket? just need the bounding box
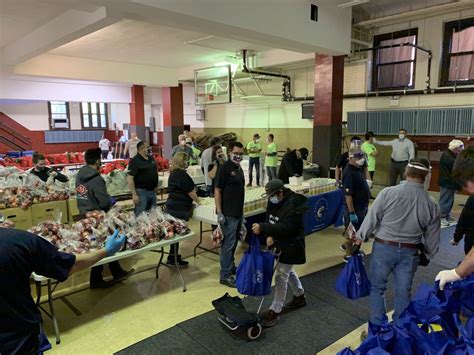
[438,149,458,189]
[30,167,68,183]
[278,150,303,184]
[259,189,308,265]
[75,165,112,214]
[453,196,474,254]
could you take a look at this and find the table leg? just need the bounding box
[155,247,164,279]
[174,243,186,292]
[193,221,219,257]
[193,221,204,258]
[47,280,61,345]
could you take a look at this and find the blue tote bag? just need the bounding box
[236,235,275,297]
[335,254,370,300]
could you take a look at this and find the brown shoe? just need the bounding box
[285,294,307,310]
[261,310,280,327]
[360,330,368,341]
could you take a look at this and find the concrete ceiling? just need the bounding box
[48,19,273,68]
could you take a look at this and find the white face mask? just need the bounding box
[356,158,365,166]
[255,139,259,143]
[269,195,280,204]
[399,134,406,140]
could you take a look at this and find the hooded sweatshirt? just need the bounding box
[75,165,112,214]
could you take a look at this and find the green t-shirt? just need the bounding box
[247,141,262,158]
[361,141,377,172]
[265,142,278,167]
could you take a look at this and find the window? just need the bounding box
[372,28,418,90]
[440,17,474,87]
[81,102,108,129]
[48,101,70,129]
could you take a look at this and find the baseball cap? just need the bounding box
[299,147,309,160]
[449,139,464,151]
[253,133,260,139]
[263,179,285,197]
[185,137,193,144]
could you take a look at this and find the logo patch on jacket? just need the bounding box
[269,214,279,225]
[76,184,88,197]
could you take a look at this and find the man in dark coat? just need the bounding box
[438,139,464,226]
[252,179,308,327]
[277,147,309,183]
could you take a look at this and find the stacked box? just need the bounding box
[0,207,33,230]
[31,200,68,225]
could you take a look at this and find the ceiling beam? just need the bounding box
[13,54,178,87]
[2,7,119,65]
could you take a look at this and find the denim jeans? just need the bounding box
[369,241,419,326]
[439,186,456,218]
[270,263,304,313]
[248,157,260,185]
[220,216,243,280]
[134,188,157,216]
[266,166,277,181]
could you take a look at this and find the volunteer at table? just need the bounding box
[265,134,278,181]
[207,145,226,193]
[215,141,246,288]
[252,179,308,328]
[171,134,193,158]
[186,137,201,166]
[0,227,125,354]
[201,137,223,196]
[76,148,133,288]
[98,135,111,160]
[30,153,68,183]
[335,137,370,184]
[436,146,474,290]
[246,133,262,187]
[128,141,159,216]
[165,152,200,267]
[278,147,309,184]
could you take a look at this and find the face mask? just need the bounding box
[231,154,243,164]
[255,139,259,143]
[399,134,405,140]
[269,195,280,204]
[37,166,46,171]
[356,158,365,166]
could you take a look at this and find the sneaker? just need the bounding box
[261,310,280,328]
[441,218,450,227]
[340,244,347,252]
[246,183,252,187]
[219,276,236,288]
[285,294,307,310]
[112,269,135,283]
[360,330,368,341]
[166,258,189,268]
[447,217,457,224]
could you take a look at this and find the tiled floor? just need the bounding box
[41,189,468,354]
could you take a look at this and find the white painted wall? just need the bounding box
[0,101,49,130]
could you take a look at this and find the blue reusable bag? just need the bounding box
[335,254,370,300]
[236,235,275,296]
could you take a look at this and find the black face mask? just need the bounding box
[37,166,46,171]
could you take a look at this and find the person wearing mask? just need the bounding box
[98,135,111,160]
[355,158,440,336]
[165,152,201,267]
[215,142,246,288]
[127,141,159,216]
[252,179,308,327]
[246,133,262,187]
[278,147,309,184]
[335,137,371,185]
[265,134,278,181]
[186,137,201,166]
[436,146,474,290]
[361,132,379,181]
[201,137,223,196]
[373,128,415,186]
[76,148,132,288]
[341,148,370,262]
[0,227,125,354]
[30,154,68,183]
[207,145,226,193]
[172,134,194,158]
[438,139,464,226]
[124,133,141,159]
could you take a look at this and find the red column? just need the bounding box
[313,54,345,177]
[162,84,184,158]
[129,85,146,140]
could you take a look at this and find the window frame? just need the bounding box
[371,28,418,91]
[440,17,474,87]
[80,102,109,129]
[47,101,71,130]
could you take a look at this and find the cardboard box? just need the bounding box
[68,198,80,220]
[0,207,33,230]
[31,200,68,225]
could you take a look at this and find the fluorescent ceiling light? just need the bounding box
[338,0,370,8]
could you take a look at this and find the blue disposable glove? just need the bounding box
[110,197,117,206]
[349,213,358,224]
[105,230,126,256]
[217,213,226,225]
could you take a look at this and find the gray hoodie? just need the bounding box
[75,165,112,214]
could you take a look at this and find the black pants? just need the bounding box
[389,160,408,186]
[101,150,109,159]
[90,261,125,283]
[166,207,191,260]
[369,171,375,180]
[248,157,260,185]
[465,236,474,255]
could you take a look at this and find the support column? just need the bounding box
[129,85,146,141]
[313,54,344,177]
[162,84,184,159]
